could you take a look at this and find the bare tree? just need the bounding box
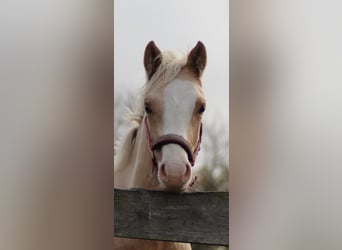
[194,121,229,192]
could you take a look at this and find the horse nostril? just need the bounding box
[184,164,191,179]
[160,164,166,176]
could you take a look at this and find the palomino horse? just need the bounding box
[114,41,207,250]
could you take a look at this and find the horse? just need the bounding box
[114,40,207,250]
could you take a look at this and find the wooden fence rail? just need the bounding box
[114,188,229,246]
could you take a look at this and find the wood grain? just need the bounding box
[114,188,229,246]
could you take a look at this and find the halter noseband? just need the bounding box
[144,116,202,172]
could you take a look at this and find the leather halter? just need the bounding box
[144,116,202,172]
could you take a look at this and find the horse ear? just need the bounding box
[187,41,207,78]
[144,41,162,80]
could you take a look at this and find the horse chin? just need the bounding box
[165,186,187,192]
[158,181,189,192]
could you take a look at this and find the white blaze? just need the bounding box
[161,79,197,170]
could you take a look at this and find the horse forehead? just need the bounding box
[163,79,198,105]
[162,79,197,137]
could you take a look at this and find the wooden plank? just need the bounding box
[114,188,229,246]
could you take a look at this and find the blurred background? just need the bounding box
[1,1,113,249]
[231,1,342,249]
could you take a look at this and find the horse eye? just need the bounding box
[145,104,152,114]
[198,104,206,114]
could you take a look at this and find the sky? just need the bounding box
[114,0,229,125]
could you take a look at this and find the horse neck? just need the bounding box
[114,120,159,189]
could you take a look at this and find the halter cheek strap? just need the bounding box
[144,117,158,172]
[144,116,202,173]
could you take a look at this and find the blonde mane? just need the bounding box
[114,50,187,170]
